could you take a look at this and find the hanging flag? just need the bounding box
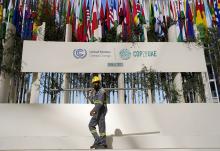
[70,0,76,38]
[66,0,71,24]
[118,0,124,24]
[204,0,213,28]
[125,0,132,38]
[154,0,165,38]
[178,0,186,41]
[196,0,207,40]
[185,0,195,41]
[86,0,92,40]
[12,0,23,36]
[214,0,220,34]
[0,0,3,24]
[105,0,111,30]
[22,0,34,40]
[92,0,98,34]
[149,0,155,30]
[133,0,139,25]
[200,0,208,28]
[209,0,216,25]
[140,0,146,24]
[7,0,14,25]
[109,0,115,29]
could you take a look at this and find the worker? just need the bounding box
[88,76,108,149]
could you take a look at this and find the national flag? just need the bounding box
[109,0,115,28]
[185,0,195,41]
[209,0,216,25]
[133,0,139,25]
[0,0,3,24]
[105,0,111,30]
[149,0,155,30]
[86,0,92,40]
[22,0,33,40]
[118,0,124,24]
[70,0,76,38]
[92,0,98,34]
[66,0,71,24]
[77,0,83,41]
[7,0,14,24]
[12,0,23,35]
[214,0,220,34]
[204,0,213,28]
[196,0,207,40]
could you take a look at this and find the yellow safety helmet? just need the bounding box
[92,76,100,83]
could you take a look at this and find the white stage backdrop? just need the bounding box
[22,41,206,73]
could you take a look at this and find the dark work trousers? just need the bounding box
[89,105,107,145]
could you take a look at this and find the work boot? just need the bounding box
[90,143,99,149]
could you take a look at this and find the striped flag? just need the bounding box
[109,0,115,29]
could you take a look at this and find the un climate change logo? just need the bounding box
[119,49,131,60]
[73,49,87,59]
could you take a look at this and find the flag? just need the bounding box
[209,0,216,25]
[13,0,23,35]
[86,0,91,40]
[214,0,220,34]
[113,0,118,24]
[196,0,207,40]
[154,0,165,38]
[149,0,155,30]
[118,0,124,24]
[0,0,3,24]
[133,0,139,25]
[66,0,71,24]
[185,0,195,41]
[92,0,98,34]
[7,0,14,25]
[105,0,111,30]
[109,0,115,28]
[69,0,76,38]
[204,0,213,28]
[125,0,132,37]
[22,0,33,40]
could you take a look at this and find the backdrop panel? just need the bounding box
[22,41,206,73]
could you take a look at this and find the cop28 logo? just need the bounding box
[73,49,87,59]
[119,49,131,60]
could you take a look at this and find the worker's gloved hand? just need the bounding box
[90,110,97,116]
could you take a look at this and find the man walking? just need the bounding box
[88,76,108,149]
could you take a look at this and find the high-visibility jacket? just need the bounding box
[89,88,107,112]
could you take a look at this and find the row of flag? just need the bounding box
[0,0,220,42]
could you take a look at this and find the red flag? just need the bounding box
[100,2,105,25]
[66,0,71,24]
[82,0,87,41]
[118,0,124,24]
[105,0,111,30]
[92,0,98,34]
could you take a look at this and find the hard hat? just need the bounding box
[92,76,100,83]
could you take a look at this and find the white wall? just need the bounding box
[0,104,220,150]
[0,104,220,137]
